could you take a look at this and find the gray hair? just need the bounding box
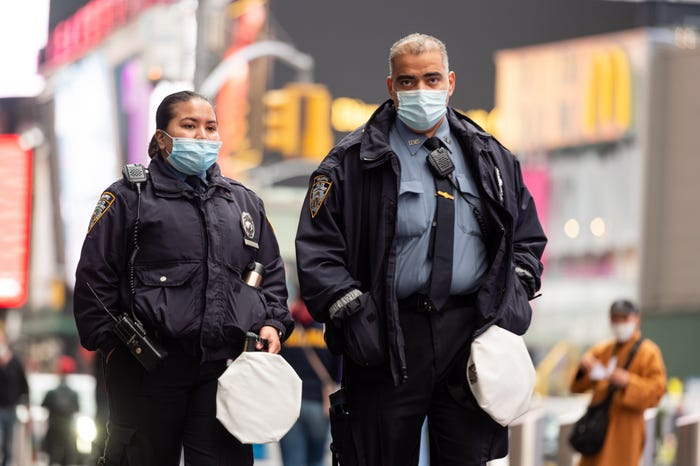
[388,33,450,76]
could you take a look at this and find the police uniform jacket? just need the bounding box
[73,155,293,362]
[295,100,546,384]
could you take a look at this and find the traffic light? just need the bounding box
[262,83,334,159]
[263,87,300,157]
[293,83,333,160]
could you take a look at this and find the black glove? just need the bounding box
[515,265,537,299]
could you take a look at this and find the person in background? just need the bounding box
[295,33,546,466]
[0,325,29,466]
[73,90,293,466]
[279,295,340,466]
[41,355,80,466]
[571,299,667,466]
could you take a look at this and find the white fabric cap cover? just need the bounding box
[467,325,535,426]
[216,351,302,444]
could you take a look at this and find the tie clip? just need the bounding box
[436,191,454,200]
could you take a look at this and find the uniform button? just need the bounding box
[160,276,167,282]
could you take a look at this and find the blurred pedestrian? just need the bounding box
[0,325,29,466]
[279,298,339,466]
[73,90,293,466]
[41,355,80,466]
[295,33,546,465]
[570,299,667,466]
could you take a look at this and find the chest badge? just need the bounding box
[241,212,259,249]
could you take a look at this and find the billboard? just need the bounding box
[0,135,33,308]
[494,29,648,152]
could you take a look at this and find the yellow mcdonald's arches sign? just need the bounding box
[584,47,632,137]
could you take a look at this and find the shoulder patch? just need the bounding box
[88,192,116,233]
[309,174,332,219]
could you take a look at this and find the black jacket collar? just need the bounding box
[148,155,233,197]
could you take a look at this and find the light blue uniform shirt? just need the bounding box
[391,118,487,299]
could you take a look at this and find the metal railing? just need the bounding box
[676,413,700,466]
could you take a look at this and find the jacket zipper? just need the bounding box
[196,194,209,349]
[494,166,504,203]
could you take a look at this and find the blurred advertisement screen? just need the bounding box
[0,135,33,308]
[54,53,120,288]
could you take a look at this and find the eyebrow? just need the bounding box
[395,74,416,81]
[179,117,217,125]
[395,71,443,81]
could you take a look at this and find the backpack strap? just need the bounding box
[602,337,645,401]
[622,337,645,370]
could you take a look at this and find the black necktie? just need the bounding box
[186,175,204,192]
[424,137,454,311]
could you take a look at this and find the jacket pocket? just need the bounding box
[397,180,430,238]
[134,262,201,338]
[454,174,483,236]
[495,264,532,335]
[221,271,268,343]
[335,292,386,367]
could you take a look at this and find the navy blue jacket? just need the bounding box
[295,100,546,384]
[73,155,292,362]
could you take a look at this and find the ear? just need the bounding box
[154,130,167,150]
[386,76,395,99]
[448,71,456,97]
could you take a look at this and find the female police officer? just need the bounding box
[73,90,293,465]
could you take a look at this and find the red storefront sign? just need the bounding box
[43,0,174,69]
[0,135,33,308]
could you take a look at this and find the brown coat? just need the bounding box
[570,333,666,466]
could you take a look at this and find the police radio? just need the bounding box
[425,145,489,240]
[426,146,455,180]
[86,283,167,371]
[122,164,148,184]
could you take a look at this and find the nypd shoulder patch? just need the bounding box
[88,192,116,233]
[309,174,332,219]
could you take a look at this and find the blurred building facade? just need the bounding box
[494,27,700,379]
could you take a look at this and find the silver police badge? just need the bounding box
[241,212,258,249]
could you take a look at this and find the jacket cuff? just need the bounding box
[257,320,286,340]
[328,289,362,320]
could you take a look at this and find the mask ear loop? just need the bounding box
[158,130,174,157]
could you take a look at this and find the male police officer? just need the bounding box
[295,33,546,466]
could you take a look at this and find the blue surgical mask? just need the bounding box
[396,89,449,131]
[162,132,222,175]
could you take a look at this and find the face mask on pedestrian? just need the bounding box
[396,89,449,131]
[162,131,222,175]
[611,321,636,342]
